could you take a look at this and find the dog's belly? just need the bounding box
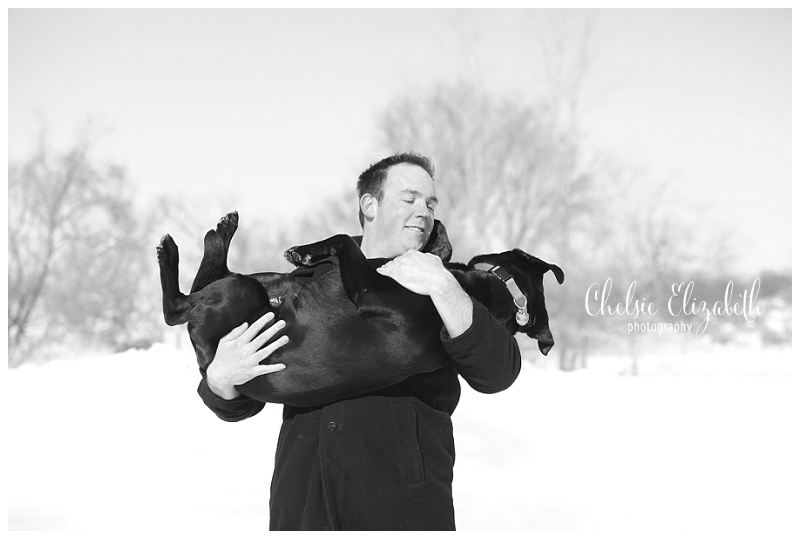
[237,270,449,407]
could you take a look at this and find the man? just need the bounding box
[197,153,521,530]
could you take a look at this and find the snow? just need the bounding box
[6,344,796,533]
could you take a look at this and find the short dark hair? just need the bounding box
[356,152,435,227]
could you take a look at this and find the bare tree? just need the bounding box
[595,164,737,373]
[375,11,603,371]
[378,82,603,369]
[8,132,159,366]
[537,9,596,134]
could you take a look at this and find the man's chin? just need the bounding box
[406,238,428,252]
[402,231,429,250]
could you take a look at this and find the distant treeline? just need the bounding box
[8,84,791,368]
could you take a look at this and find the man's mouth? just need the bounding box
[405,226,426,234]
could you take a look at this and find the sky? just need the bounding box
[7,9,792,276]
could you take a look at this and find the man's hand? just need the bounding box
[206,311,288,400]
[377,250,473,338]
[376,249,453,296]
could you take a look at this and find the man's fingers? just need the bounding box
[252,363,286,377]
[219,321,249,344]
[254,335,290,362]
[241,311,276,342]
[248,318,286,353]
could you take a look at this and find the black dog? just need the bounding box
[157,212,563,407]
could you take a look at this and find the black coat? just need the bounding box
[198,260,522,530]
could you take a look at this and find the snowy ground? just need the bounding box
[6,343,796,533]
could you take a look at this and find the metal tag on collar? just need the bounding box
[475,262,531,326]
[514,297,530,326]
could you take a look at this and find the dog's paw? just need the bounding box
[283,247,315,267]
[157,234,178,265]
[284,247,304,266]
[216,211,239,240]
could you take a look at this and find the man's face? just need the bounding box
[369,163,438,258]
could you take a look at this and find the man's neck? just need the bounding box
[359,231,382,259]
[360,229,399,259]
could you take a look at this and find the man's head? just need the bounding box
[357,153,438,259]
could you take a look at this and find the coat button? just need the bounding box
[327,421,338,432]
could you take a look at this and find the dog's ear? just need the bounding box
[549,264,565,285]
[532,325,556,356]
[423,220,453,263]
[513,249,565,284]
[508,249,564,355]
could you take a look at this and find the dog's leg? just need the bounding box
[190,212,238,294]
[157,234,191,326]
[283,234,352,267]
[286,235,377,305]
[215,210,238,256]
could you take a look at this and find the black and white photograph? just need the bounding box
[7,8,794,534]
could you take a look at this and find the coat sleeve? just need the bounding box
[440,297,522,393]
[197,376,266,422]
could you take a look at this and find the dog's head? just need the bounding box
[422,219,453,263]
[468,249,564,355]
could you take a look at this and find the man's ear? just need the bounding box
[360,193,377,222]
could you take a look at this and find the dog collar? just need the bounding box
[473,263,530,326]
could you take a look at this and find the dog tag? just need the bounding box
[516,311,530,326]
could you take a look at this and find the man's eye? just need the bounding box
[427,205,435,213]
[404,199,414,204]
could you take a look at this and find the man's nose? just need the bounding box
[414,200,432,219]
